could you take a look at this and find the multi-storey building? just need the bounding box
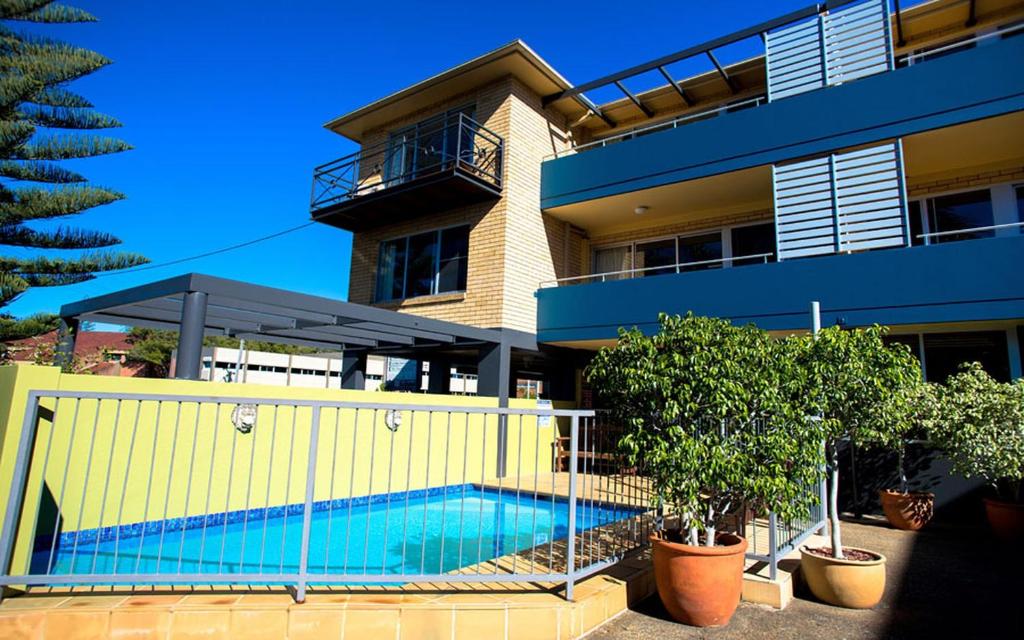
[309,0,1024,394]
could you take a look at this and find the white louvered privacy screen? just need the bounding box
[773,141,910,260]
[765,0,894,101]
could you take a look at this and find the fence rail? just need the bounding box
[0,391,822,602]
[0,390,657,602]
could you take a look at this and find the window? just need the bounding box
[730,223,776,265]
[375,225,470,301]
[926,189,994,243]
[677,232,723,272]
[922,331,1010,382]
[635,239,676,276]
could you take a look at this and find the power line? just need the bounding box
[95,221,317,278]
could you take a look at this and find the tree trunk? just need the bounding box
[828,446,844,559]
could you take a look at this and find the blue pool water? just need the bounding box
[32,486,635,579]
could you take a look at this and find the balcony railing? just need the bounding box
[539,252,775,288]
[542,222,1024,288]
[310,113,503,214]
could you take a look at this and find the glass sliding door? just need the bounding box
[677,232,723,272]
[592,246,633,280]
[729,223,776,265]
[635,238,677,276]
[926,189,994,243]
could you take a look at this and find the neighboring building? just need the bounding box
[308,0,1024,391]
[2,331,145,377]
[195,347,479,393]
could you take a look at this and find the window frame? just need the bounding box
[907,182,1021,246]
[374,223,471,303]
[589,219,775,278]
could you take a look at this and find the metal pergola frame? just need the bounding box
[58,273,534,383]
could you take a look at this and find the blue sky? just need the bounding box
[5,0,917,319]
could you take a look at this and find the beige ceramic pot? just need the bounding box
[800,546,886,609]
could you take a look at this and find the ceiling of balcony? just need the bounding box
[543,165,772,236]
[903,110,1024,182]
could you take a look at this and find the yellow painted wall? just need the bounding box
[0,366,556,577]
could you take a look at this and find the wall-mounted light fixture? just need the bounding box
[634,205,649,215]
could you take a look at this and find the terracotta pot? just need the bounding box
[983,498,1024,541]
[800,546,886,609]
[879,489,934,531]
[650,532,748,627]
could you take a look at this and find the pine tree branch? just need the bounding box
[0,159,85,183]
[0,223,120,249]
[1,33,112,86]
[0,185,124,222]
[6,2,97,23]
[12,133,131,159]
[29,86,91,109]
[0,75,43,113]
[0,119,35,153]
[19,104,121,129]
[0,250,150,276]
[0,270,28,306]
[0,0,51,20]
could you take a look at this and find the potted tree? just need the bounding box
[586,313,822,627]
[928,363,1024,541]
[795,325,923,609]
[877,383,940,531]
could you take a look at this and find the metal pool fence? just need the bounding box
[0,390,654,602]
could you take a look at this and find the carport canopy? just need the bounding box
[57,273,534,397]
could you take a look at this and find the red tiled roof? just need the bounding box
[3,330,132,361]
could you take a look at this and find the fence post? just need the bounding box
[565,414,579,601]
[0,392,42,601]
[295,405,322,603]
[767,511,779,582]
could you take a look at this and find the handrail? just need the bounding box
[916,221,1024,240]
[539,252,774,288]
[897,21,1024,66]
[545,95,766,160]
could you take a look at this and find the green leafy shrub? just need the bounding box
[794,325,926,558]
[585,313,823,547]
[928,363,1024,503]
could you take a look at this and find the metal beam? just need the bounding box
[706,50,739,93]
[340,352,367,390]
[613,81,655,117]
[574,95,615,128]
[341,321,455,343]
[260,328,376,348]
[541,1,858,107]
[103,304,262,333]
[130,297,298,329]
[657,66,693,106]
[295,320,417,345]
[234,332,346,351]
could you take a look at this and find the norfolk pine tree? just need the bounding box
[1,0,146,306]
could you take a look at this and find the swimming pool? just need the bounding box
[32,485,637,580]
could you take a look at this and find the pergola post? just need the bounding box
[478,340,512,477]
[340,352,367,390]
[174,291,208,380]
[54,317,78,371]
[427,357,451,394]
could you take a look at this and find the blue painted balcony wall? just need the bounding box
[535,235,1024,343]
[540,36,1024,210]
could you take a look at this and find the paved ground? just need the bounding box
[591,517,1022,639]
